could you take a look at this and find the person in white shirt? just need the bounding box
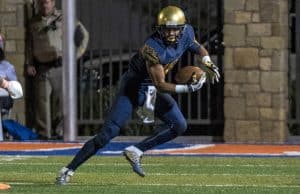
[0,34,23,110]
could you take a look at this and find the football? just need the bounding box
[174,66,204,84]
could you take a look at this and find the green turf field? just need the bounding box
[0,156,299,193]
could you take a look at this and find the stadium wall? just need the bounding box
[223,0,289,143]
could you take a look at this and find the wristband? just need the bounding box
[175,85,189,93]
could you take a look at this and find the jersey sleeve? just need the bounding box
[140,44,160,65]
[188,38,202,54]
[186,25,202,54]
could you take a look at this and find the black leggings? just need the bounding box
[1,96,13,110]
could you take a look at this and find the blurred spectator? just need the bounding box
[25,0,89,139]
[0,33,23,111]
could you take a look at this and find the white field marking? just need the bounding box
[146,173,296,177]
[0,162,164,166]
[101,151,123,154]
[152,152,300,156]
[149,144,215,153]
[120,183,300,188]
[8,182,79,186]
[0,142,83,145]
[0,155,48,161]
[2,172,297,177]
[8,182,35,185]
[7,182,300,188]
[284,151,300,156]
[6,146,83,152]
[0,162,299,168]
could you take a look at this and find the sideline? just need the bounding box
[0,142,299,157]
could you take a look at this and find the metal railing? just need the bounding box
[76,0,224,136]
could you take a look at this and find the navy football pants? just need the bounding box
[67,71,187,170]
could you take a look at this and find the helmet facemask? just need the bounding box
[157,25,185,45]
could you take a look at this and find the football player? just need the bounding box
[56,5,220,184]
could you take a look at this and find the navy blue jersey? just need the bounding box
[129,24,201,79]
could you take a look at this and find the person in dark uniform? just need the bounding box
[56,5,220,184]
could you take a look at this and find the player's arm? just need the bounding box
[198,46,220,84]
[75,21,89,58]
[191,41,220,84]
[146,62,205,93]
[141,44,176,93]
[146,62,175,93]
[142,44,205,93]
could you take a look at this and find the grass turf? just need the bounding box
[0,156,299,193]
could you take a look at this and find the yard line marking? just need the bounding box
[2,172,297,177]
[101,151,123,154]
[147,173,296,177]
[1,147,82,152]
[0,162,164,166]
[149,144,215,153]
[0,162,299,168]
[0,155,48,161]
[7,182,300,188]
[153,153,289,156]
[120,183,300,188]
[8,182,35,185]
[284,151,300,156]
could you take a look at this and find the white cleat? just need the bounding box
[123,146,145,177]
[55,167,74,185]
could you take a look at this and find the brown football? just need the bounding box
[174,66,204,84]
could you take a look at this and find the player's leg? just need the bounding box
[56,71,141,184]
[56,95,134,185]
[136,93,187,150]
[124,93,187,176]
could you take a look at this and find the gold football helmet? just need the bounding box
[156,6,186,44]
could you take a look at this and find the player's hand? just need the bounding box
[187,73,206,92]
[26,65,37,76]
[202,60,220,84]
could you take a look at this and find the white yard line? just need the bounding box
[0,162,299,168]
[149,144,215,153]
[0,155,48,161]
[1,172,297,177]
[6,182,300,188]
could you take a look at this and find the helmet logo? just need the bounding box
[166,21,178,26]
